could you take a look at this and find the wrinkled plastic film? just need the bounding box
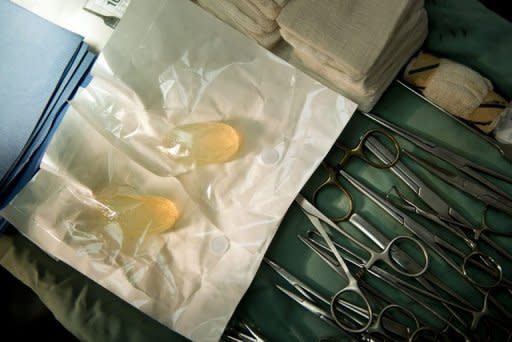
[2,0,357,340]
[4,110,229,307]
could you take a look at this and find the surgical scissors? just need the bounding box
[299,231,471,341]
[361,112,512,215]
[296,196,480,309]
[312,129,400,222]
[295,194,374,332]
[303,212,512,339]
[339,169,506,288]
[264,259,360,341]
[264,259,417,341]
[299,195,429,278]
[294,195,466,335]
[364,136,512,262]
[338,170,512,331]
[342,211,479,328]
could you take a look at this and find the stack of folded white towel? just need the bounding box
[277,0,428,111]
[197,0,288,48]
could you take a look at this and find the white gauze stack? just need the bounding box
[197,0,288,48]
[277,0,428,111]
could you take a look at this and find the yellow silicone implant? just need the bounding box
[167,122,240,165]
[96,194,179,238]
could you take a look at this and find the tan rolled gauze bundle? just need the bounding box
[404,52,508,133]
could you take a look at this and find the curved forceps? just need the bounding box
[312,129,400,222]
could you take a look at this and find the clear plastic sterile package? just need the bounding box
[1,0,356,340]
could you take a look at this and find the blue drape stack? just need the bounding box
[0,0,96,231]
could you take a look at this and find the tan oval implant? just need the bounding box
[168,122,241,165]
[97,194,179,238]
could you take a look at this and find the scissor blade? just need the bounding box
[275,285,339,330]
[300,233,364,273]
[404,150,512,216]
[295,194,341,232]
[336,169,405,225]
[459,164,512,202]
[349,213,389,249]
[263,258,315,302]
[462,157,512,185]
[242,324,266,342]
[365,136,473,227]
[295,195,355,278]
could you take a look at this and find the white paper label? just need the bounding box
[84,0,130,18]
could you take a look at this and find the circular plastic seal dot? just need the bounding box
[210,236,230,255]
[260,147,280,165]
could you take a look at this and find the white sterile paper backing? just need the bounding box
[2,0,356,340]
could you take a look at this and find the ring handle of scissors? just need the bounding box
[375,304,420,340]
[335,129,401,169]
[312,162,353,222]
[330,287,373,333]
[462,251,503,289]
[481,206,512,237]
[379,236,429,278]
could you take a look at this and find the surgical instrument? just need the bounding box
[300,231,470,340]
[361,112,512,213]
[312,129,400,222]
[364,136,512,261]
[265,258,414,341]
[300,195,429,278]
[338,170,511,331]
[225,323,266,342]
[396,79,512,163]
[295,194,374,332]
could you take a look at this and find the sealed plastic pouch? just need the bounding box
[2,0,356,340]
